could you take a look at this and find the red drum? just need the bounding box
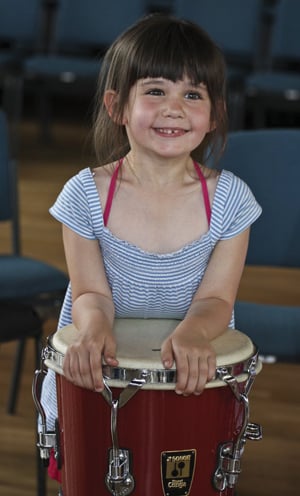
[42,319,262,496]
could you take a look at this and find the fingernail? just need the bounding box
[175,389,183,395]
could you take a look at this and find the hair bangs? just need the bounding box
[129,20,214,87]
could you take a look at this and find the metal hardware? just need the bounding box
[32,365,57,465]
[106,448,134,496]
[103,379,148,496]
[213,348,263,492]
[214,442,242,491]
[102,375,148,409]
[245,422,263,441]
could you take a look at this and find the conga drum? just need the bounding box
[35,319,262,496]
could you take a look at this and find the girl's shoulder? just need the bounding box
[201,166,246,203]
[217,168,254,198]
[64,166,95,189]
[66,163,114,184]
[50,167,104,240]
[210,168,262,239]
[63,165,111,198]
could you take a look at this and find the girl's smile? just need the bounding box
[154,127,188,137]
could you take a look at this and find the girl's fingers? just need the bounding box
[63,346,100,391]
[62,335,118,392]
[89,348,105,392]
[207,354,217,382]
[161,338,175,369]
[102,335,118,366]
[173,348,216,396]
[195,357,210,395]
[174,352,189,395]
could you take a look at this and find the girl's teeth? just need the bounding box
[159,129,177,134]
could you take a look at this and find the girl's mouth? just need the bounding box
[155,128,187,137]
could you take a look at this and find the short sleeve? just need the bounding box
[220,172,262,240]
[49,171,97,240]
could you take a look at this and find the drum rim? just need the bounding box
[43,336,258,385]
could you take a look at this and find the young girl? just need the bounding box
[41,13,261,479]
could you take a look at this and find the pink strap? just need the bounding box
[103,158,123,226]
[193,161,211,225]
[103,158,211,226]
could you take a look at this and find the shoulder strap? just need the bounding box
[103,158,123,226]
[104,159,211,226]
[193,161,211,225]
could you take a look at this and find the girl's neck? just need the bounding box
[123,153,197,189]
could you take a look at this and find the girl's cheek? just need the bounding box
[132,108,149,129]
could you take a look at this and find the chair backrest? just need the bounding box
[0,110,12,221]
[0,109,20,253]
[217,129,300,268]
[52,0,148,53]
[0,0,43,51]
[173,0,264,68]
[270,0,300,62]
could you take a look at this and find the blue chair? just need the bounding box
[245,0,300,128]
[218,129,300,361]
[173,0,267,129]
[0,0,49,157]
[0,301,46,495]
[10,0,148,141]
[0,0,44,70]
[0,302,43,409]
[0,108,69,415]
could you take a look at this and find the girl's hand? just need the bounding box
[62,328,118,392]
[161,325,216,396]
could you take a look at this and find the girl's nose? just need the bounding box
[161,98,184,118]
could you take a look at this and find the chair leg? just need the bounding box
[7,339,26,414]
[7,328,43,414]
[35,331,44,370]
[37,82,53,144]
[37,443,47,496]
[2,72,24,160]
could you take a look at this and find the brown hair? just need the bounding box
[93,13,228,165]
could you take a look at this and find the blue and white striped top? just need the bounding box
[40,166,261,431]
[51,166,262,328]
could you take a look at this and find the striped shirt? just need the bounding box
[40,166,262,430]
[51,167,261,324]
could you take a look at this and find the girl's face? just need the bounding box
[122,76,213,160]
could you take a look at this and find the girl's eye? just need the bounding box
[146,88,164,96]
[185,91,202,100]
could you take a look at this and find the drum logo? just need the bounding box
[161,449,196,496]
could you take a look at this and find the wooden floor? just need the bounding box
[0,118,300,495]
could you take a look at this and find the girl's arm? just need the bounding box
[61,224,117,392]
[161,228,250,396]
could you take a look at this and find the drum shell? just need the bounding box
[56,374,245,496]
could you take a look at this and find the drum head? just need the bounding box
[45,319,259,389]
[53,319,254,368]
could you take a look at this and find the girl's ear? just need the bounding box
[210,99,227,131]
[104,90,128,125]
[103,90,118,120]
[209,119,216,132]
